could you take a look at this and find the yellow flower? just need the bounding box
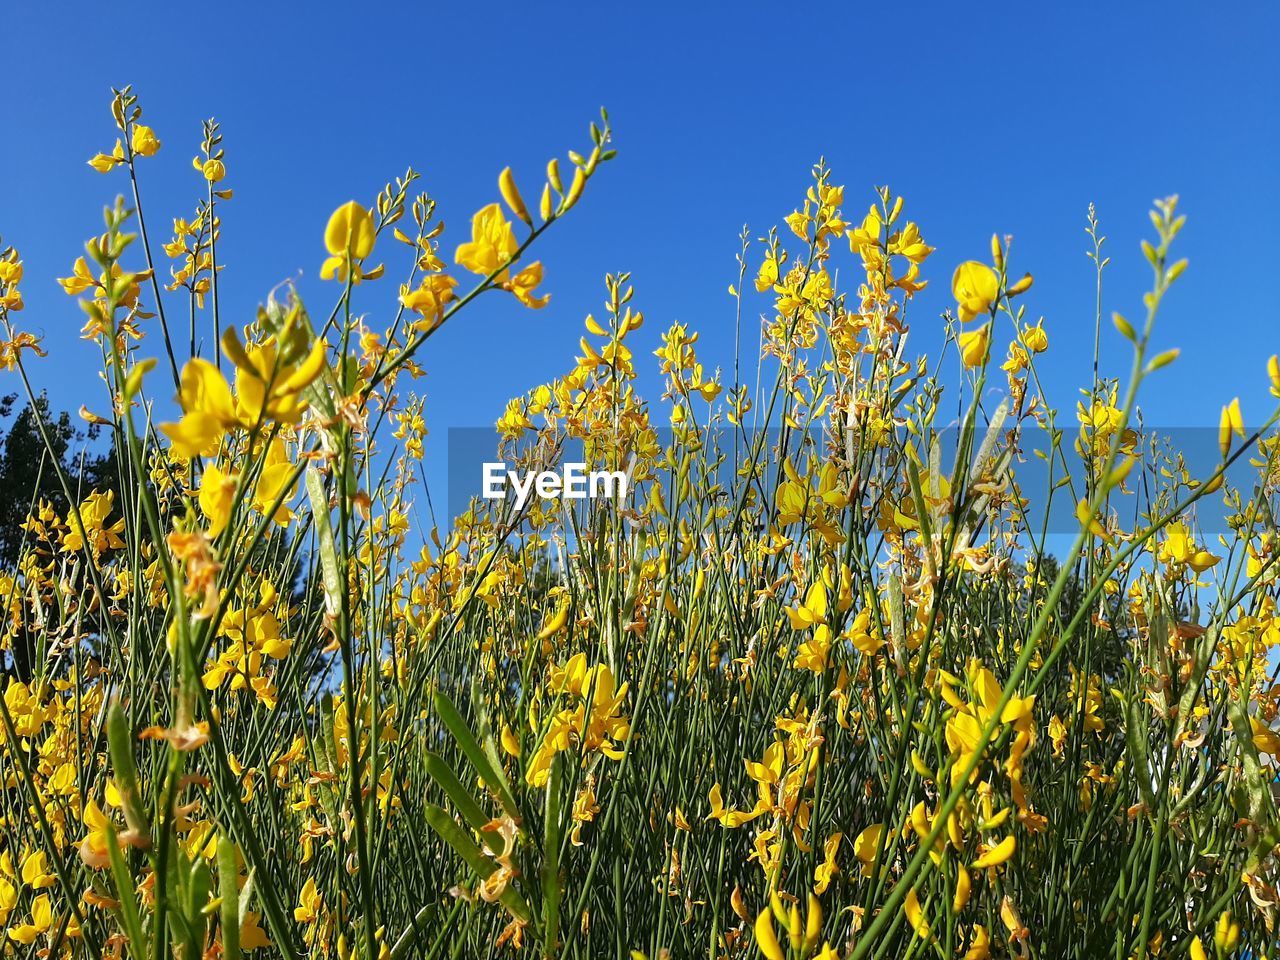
[201,158,226,182]
[958,323,991,368]
[785,581,828,630]
[499,166,532,225]
[1219,397,1244,457]
[526,657,630,786]
[964,925,991,960]
[58,256,97,295]
[223,328,328,426]
[131,124,161,157]
[400,274,459,332]
[952,261,999,322]
[942,662,1036,788]
[1158,522,1219,573]
[79,798,117,869]
[456,203,518,279]
[295,877,323,924]
[240,911,272,950]
[321,200,379,282]
[7,894,53,944]
[62,490,126,555]
[161,323,326,458]
[814,831,841,893]
[0,874,15,928]
[794,623,833,673]
[1251,716,1280,756]
[88,139,125,173]
[501,724,521,758]
[903,887,932,940]
[199,463,240,537]
[971,834,1016,869]
[20,851,55,889]
[755,254,779,293]
[1020,321,1048,353]
[1215,911,1239,952]
[852,823,884,876]
[506,260,550,309]
[252,437,297,526]
[953,865,972,913]
[160,358,240,458]
[706,782,764,828]
[848,607,884,655]
[754,908,785,960]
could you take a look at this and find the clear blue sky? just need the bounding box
[4,2,1278,514]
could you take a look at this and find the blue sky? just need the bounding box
[4,2,1278,514]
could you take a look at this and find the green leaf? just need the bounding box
[104,822,148,960]
[1124,695,1156,812]
[424,751,490,833]
[542,754,563,954]
[305,467,341,618]
[423,804,531,923]
[218,836,241,960]
[105,700,150,842]
[432,690,519,821]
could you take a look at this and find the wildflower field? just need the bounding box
[2,87,1280,960]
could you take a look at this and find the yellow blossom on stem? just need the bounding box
[952,261,999,322]
[160,358,240,458]
[456,203,518,279]
[131,124,161,157]
[321,200,382,282]
[958,323,992,368]
[88,139,125,173]
[400,273,459,332]
[198,463,239,537]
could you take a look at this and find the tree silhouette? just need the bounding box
[0,392,118,565]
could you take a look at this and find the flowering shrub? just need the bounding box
[1,87,1278,960]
